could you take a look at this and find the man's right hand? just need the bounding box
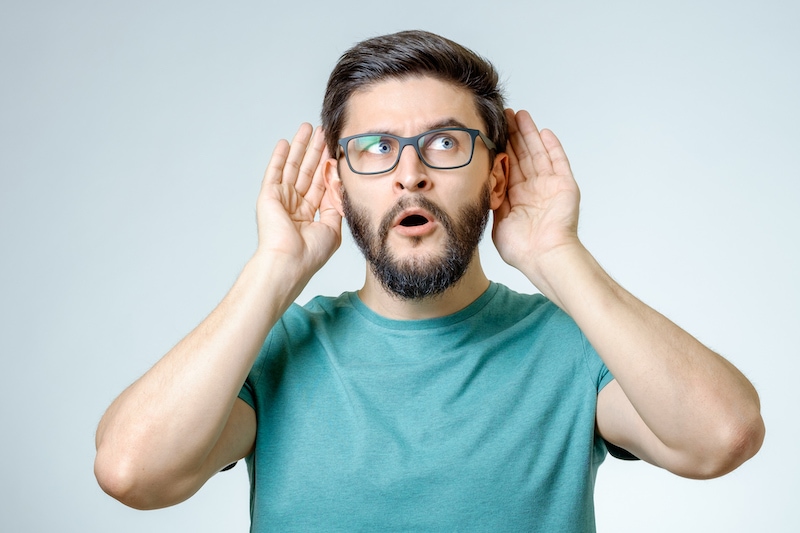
[255,124,342,285]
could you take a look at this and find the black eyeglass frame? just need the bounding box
[337,127,497,176]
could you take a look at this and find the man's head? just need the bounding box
[322,32,508,301]
[322,30,507,158]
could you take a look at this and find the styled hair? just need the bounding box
[321,30,507,158]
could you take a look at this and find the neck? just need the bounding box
[357,251,491,320]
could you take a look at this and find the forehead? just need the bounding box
[341,76,482,136]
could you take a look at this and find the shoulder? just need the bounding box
[484,283,572,332]
[244,293,358,394]
[277,292,357,329]
[488,283,609,389]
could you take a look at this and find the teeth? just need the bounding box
[401,215,428,227]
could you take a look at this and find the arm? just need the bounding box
[493,109,764,478]
[94,124,342,509]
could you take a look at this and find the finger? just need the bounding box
[295,127,325,196]
[303,145,331,209]
[492,192,511,224]
[504,109,532,183]
[502,124,525,187]
[263,138,291,185]
[282,123,315,187]
[540,128,573,177]
[509,110,553,177]
[505,109,536,178]
[506,144,526,192]
[318,185,343,235]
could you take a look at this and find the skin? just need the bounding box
[324,77,508,318]
[94,76,764,510]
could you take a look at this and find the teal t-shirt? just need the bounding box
[238,282,613,532]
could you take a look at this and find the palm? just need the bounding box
[256,124,342,274]
[492,110,581,270]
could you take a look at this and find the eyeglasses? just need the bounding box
[337,127,496,175]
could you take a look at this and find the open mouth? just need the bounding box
[399,214,430,227]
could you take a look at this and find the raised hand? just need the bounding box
[492,109,582,279]
[256,123,342,278]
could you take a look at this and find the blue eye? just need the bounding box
[354,136,394,155]
[427,134,457,151]
[373,141,392,154]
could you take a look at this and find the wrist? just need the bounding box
[520,241,606,312]
[239,251,312,319]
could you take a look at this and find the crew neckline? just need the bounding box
[345,282,500,331]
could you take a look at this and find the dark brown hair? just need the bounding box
[321,30,507,157]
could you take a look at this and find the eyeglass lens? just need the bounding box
[345,129,475,174]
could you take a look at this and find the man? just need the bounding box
[95,31,764,531]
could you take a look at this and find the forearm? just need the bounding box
[95,252,302,502]
[524,243,764,472]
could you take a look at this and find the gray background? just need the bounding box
[1,0,797,531]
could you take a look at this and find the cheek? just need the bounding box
[341,185,382,231]
[453,176,489,204]
[342,181,391,218]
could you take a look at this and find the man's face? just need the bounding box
[328,76,504,300]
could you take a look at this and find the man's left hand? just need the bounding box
[492,109,583,285]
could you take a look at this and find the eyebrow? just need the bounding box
[364,118,471,136]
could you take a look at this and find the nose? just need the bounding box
[393,144,430,192]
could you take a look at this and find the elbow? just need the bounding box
[95,452,144,509]
[94,446,194,510]
[95,450,159,510]
[719,411,765,476]
[681,410,765,480]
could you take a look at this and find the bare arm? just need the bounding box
[94,124,342,508]
[493,109,764,478]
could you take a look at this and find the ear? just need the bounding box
[488,152,509,210]
[323,157,345,217]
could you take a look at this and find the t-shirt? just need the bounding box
[238,282,614,532]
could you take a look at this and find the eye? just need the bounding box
[353,135,394,155]
[376,141,393,154]
[427,133,457,151]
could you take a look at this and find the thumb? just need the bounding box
[318,187,343,238]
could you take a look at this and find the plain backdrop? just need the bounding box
[1,1,798,531]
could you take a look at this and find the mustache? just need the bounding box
[377,195,454,243]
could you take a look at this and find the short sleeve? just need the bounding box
[580,331,614,392]
[237,318,283,411]
[580,331,640,461]
[238,379,256,410]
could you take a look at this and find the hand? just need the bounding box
[492,109,583,277]
[255,123,342,277]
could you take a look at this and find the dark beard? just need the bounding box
[342,185,491,300]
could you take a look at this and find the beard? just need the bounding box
[341,184,491,300]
